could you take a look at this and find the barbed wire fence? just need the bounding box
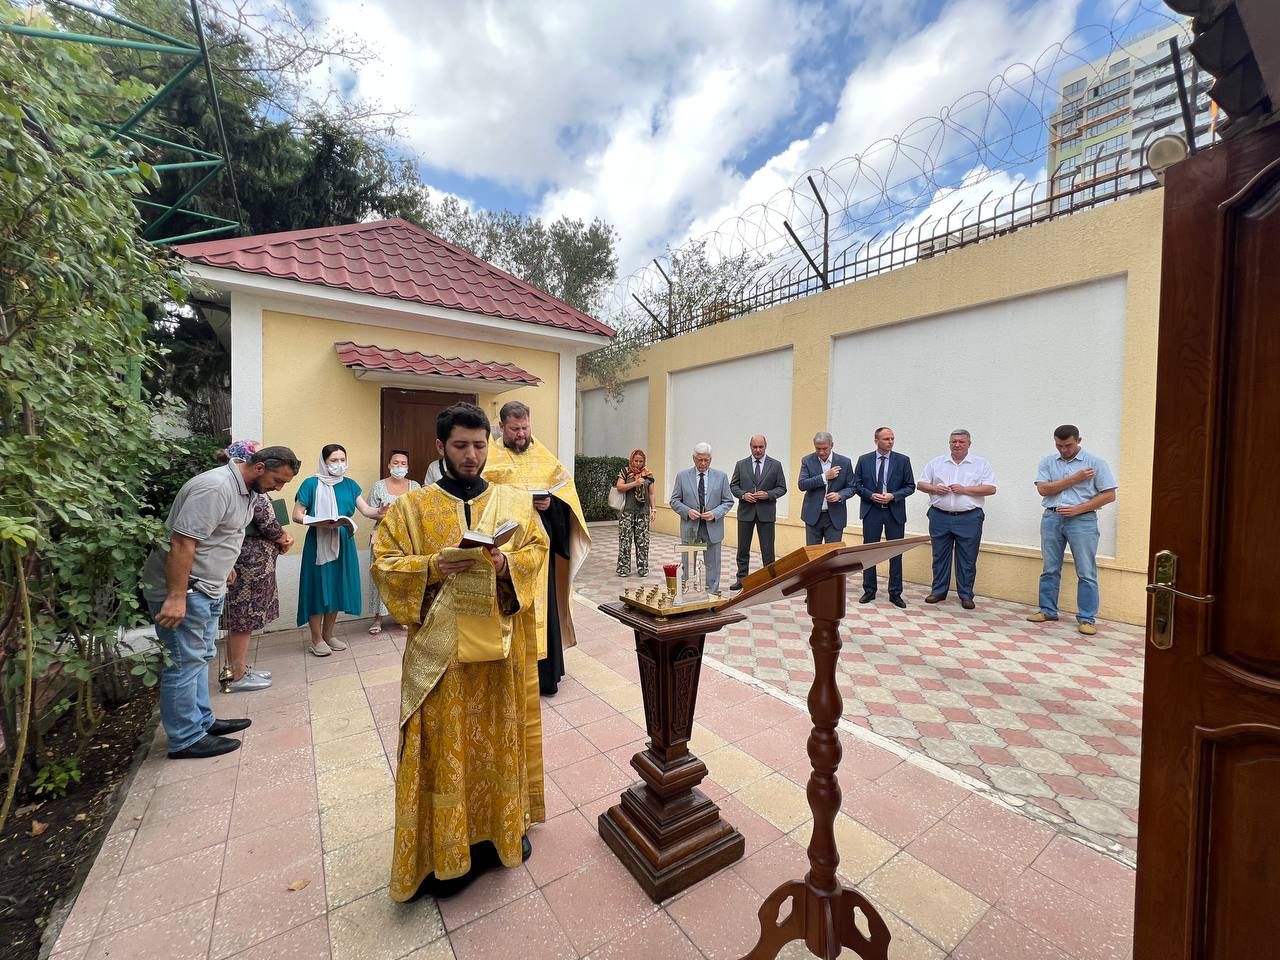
[594,0,1202,356]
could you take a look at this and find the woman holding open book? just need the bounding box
[366,450,420,635]
[292,443,385,656]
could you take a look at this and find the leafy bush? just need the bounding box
[143,432,226,520]
[0,11,191,829]
[573,456,629,521]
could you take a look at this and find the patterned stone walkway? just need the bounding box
[579,523,1145,858]
[46,600,1135,960]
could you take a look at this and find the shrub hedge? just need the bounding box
[573,455,629,521]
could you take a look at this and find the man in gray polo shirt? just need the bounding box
[143,446,300,759]
[1028,425,1117,637]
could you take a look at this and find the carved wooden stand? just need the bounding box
[596,601,746,901]
[739,575,891,960]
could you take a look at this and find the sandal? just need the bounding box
[368,622,383,635]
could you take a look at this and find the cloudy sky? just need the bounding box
[306,0,1181,281]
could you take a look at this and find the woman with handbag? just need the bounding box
[614,448,655,577]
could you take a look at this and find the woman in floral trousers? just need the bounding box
[615,448,655,577]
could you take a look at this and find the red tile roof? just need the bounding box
[334,341,542,386]
[177,219,615,338]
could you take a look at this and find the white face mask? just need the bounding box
[389,466,408,479]
[327,462,347,477]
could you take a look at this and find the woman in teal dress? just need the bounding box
[292,443,385,656]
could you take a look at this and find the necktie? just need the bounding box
[877,455,886,494]
[698,472,705,512]
[753,459,761,485]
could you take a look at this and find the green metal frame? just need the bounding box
[0,0,241,244]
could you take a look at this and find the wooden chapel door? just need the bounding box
[381,388,477,484]
[1134,124,1280,959]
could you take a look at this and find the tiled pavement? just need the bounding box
[47,596,1136,960]
[578,523,1146,859]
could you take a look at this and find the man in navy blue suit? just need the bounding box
[853,427,916,607]
[797,432,856,545]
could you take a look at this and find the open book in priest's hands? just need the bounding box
[528,478,568,498]
[457,519,520,550]
[302,515,357,534]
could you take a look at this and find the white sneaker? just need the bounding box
[326,636,349,652]
[226,671,272,692]
[309,640,332,657]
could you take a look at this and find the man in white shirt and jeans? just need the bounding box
[916,429,997,610]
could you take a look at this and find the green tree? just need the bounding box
[0,8,188,828]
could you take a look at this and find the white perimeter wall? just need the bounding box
[579,380,649,458]
[828,277,1126,555]
[667,349,794,518]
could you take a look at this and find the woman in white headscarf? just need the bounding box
[292,443,384,656]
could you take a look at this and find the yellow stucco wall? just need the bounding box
[584,191,1164,624]
[260,309,562,546]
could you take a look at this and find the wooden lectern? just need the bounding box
[596,600,748,900]
[720,537,929,960]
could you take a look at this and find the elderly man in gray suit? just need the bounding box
[729,434,788,591]
[670,442,735,596]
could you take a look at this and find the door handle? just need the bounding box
[1146,549,1214,650]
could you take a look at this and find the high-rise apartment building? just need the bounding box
[1047,21,1217,209]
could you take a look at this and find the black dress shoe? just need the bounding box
[168,734,242,760]
[859,591,875,604]
[889,595,906,608]
[925,593,945,603]
[961,598,976,610]
[729,582,743,591]
[207,718,251,736]
[522,835,532,862]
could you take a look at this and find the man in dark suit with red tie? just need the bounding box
[853,427,916,607]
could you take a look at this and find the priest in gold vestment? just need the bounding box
[372,403,548,901]
[483,400,590,696]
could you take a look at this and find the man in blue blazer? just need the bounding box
[669,442,735,595]
[798,432,856,545]
[853,426,916,607]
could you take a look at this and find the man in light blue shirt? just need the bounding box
[1028,424,1117,635]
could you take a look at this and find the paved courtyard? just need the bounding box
[47,597,1136,960]
[578,524,1145,859]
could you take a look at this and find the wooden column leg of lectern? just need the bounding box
[739,576,892,960]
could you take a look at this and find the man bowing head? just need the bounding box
[482,401,591,696]
[372,402,549,902]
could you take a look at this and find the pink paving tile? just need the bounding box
[874,762,969,813]
[548,753,633,806]
[543,728,601,772]
[554,694,618,728]
[837,733,904,780]
[222,915,331,960]
[84,896,217,960]
[439,863,537,931]
[715,795,784,858]
[54,831,135,949]
[236,745,317,794]
[363,680,400,705]
[145,767,239,824]
[152,748,241,786]
[951,908,1074,960]
[905,820,1025,903]
[242,700,310,732]
[840,777,946,847]
[1067,753,1117,776]
[1031,835,1136,910]
[667,868,764,960]
[585,908,702,960]
[997,870,1133,960]
[124,799,232,874]
[1041,774,1097,800]
[736,727,807,770]
[542,853,658,954]
[579,713,648,752]
[229,777,319,838]
[547,677,592,703]
[240,722,313,759]
[732,834,811,898]
[221,812,323,890]
[96,844,224,936]
[541,776,575,820]
[973,745,1018,765]
[525,809,610,887]
[450,890,575,960]
[208,853,328,959]
[945,797,1055,867]
[540,706,573,737]
[699,695,800,744]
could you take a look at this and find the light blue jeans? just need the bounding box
[1038,510,1100,624]
[149,591,223,751]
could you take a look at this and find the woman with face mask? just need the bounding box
[366,449,420,635]
[292,443,385,655]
